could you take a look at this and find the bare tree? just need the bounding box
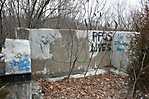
[127,1,149,98]
[0,0,6,52]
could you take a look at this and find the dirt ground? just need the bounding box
[38,72,128,99]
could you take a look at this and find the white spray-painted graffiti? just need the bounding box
[39,34,55,57]
[89,31,113,53]
[30,29,62,59]
[5,39,31,75]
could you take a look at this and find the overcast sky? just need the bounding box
[125,0,142,10]
[88,0,142,16]
[80,0,143,26]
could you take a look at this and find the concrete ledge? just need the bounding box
[0,73,31,82]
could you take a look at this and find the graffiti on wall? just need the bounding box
[9,53,31,71]
[30,30,62,59]
[5,39,31,75]
[89,31,113,53]
[114,33,128,53]
[39,34,52,57]
[39,33,57,55]
[111,32,134,70]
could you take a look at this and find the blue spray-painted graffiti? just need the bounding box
[9,54,31,72]
[114,34,128,52]
[5,39,31,75]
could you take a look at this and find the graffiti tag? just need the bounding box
[89,31,112,53]
[9,54,31,71]
[114,34,128,52]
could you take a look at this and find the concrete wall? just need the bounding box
[112,32,135,70]
[4,39,31,75]
[0,82,32,99]
[16,28,137,76]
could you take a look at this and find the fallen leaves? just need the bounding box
[38,73,128,99]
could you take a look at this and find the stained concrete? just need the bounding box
[15,28,137,78]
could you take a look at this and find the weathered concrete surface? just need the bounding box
[29,29,61,59]
[112,32,133,70]
[4,39,31,75]
[0,81,32,99]
[16,28,137,77]
[29,29,111,76]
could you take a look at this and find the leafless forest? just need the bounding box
[0,0,149,99]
